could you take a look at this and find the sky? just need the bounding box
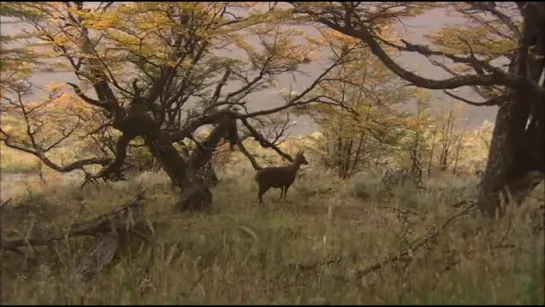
[1,3,500,136]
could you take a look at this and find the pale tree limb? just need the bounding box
[289,3,545,99]
[443,91,516,107]
[0,88,111,174]
[240,118,293,163]
[1,192,146,251]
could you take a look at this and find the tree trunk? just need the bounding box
[141,127,213,211]
[477,95,543,218]
[427,127,438,178]
[116,103,232,212]
[477,11,545,217]
[452,120,468,176]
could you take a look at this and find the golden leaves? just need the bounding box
[319,28,360,50]
[426,3,520,59]
[1,81,100,149]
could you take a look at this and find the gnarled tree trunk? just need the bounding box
[477,96,543,217]
[100,102,236,212]
[478,10,545,217]
[142,129,213,211]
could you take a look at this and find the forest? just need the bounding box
[0,2,543,304]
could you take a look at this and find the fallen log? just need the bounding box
[70,231,121,282]
[1,192,146,251]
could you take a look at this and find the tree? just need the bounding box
[290,2,545,218]
[0,2,350,211]
[400,89,434,183]
[0,2,42,93]
[435,100,464,172]
[293,28,413,178]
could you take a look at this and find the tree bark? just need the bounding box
[107,102,230,212]
[477,92,544,217]
[477,5,545,217]
[141,130,213,211]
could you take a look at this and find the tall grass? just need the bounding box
[1,166,543,304]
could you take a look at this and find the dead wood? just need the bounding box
[353,203,478,279]
[70,231,120,282]
[0,193,147,252]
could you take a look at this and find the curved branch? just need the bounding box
[469,2,522,39]
[208,66,231,108]
[230,120,262,171]
[294,6,545,99]
[188,116,233,170]
[443,91,515,107]
[240,118,293,162]
[91,133,133,181]
[66,82,109,109]
[332,23,532,90]
[169,109,234,142]
[0,137,110,173]
[0,94,110,173]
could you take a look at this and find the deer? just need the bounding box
[254,150,309,204]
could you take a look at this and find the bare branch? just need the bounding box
[0,134,110,173]
[89,133,132,181]
[66,82,109,109]
[443,91,515,106]
[208,66,232,108]
[42,119,82,152]
[469,2,522,39]
[291,5,544,100]
[240,118,293,162]
[234,138,263,171]
[169,109,234,142]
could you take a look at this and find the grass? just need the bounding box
[0,143,82,175]
[0,145,41,174]
[1,163,543,304]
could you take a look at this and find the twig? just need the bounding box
[179,243,226,298]
[290,256,342,271]
[496,215,513,247]
[354,203,477,279]
[452,198,477,208]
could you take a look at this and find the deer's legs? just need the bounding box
[283,185,291,199]
[258,186,270,204]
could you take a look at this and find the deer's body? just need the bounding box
[254,150,308,204]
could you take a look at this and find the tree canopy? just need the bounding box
[1,2,543,216]
[288,1,544,217]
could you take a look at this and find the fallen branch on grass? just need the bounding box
[294,186,333,197]
[70,231,121,281]
[0,192,148,252]
[353,202,478,279]
[289,257,342,271]
[452,198,478,208]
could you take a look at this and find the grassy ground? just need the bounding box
[1,163,543,304]
[0,143,84,175]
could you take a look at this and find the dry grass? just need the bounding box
[1,162,543,304]
[0,143,82,175]
[0,145,42,174]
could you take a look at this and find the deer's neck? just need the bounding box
[289,160,302,173]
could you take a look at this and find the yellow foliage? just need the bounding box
[426,2,520,66]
